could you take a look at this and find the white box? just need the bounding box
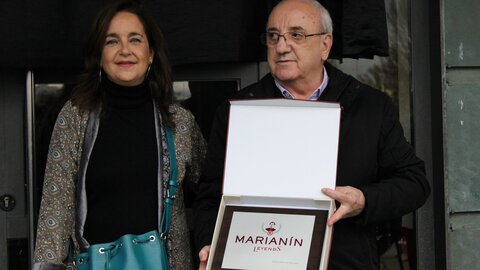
[207,99,341,270]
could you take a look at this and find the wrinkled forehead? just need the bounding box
[267,2,321,32]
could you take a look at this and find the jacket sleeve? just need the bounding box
[358,96,430,225]
[33,102,83,269]
[193,101,230,252]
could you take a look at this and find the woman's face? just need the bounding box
[101,11,153,87]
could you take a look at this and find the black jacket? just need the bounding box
[194,62,430,269]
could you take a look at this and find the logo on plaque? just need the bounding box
[262,221,281,236]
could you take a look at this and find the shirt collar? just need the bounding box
[275,67,329,100]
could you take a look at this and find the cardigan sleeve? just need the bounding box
[33,101,84,269]
[170,104,206,185]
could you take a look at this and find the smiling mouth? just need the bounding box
[116,61,136,66]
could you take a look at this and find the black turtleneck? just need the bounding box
[83,78,158,244]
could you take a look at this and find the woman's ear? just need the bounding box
[149,51,154,64]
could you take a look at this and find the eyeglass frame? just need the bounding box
[260,31,328,46]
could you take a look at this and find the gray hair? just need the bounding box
[275,0,333,33]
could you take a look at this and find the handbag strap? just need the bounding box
[160,127,178,238]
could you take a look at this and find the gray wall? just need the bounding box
[443,0,480,268]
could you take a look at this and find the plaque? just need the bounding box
[210,205,328,270]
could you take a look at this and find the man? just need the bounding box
[194,0,430,269]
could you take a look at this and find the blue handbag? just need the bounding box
[74,128,178,270]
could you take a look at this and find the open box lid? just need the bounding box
[223,99,341,201]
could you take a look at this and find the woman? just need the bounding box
[33,1,205,269]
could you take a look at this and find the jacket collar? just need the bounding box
[262,61,360,111]
[320,62,360,112]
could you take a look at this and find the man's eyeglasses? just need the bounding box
[260,31,328,46]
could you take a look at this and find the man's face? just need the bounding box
[266,1,332,87]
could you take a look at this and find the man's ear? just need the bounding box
[321,33,333,61]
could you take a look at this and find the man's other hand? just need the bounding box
[322,186,365,226]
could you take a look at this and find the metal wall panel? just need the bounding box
[445,0,480,66]
[449,214,480,269]
[445,83,480,212]
[444,1,480,267]
[444,78,480,269]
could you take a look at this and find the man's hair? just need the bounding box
[275,0,333,33]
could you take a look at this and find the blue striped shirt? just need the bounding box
[274,67,329,100]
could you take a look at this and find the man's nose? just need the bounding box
[275,36,292,53]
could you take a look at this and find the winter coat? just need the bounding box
[194,62,430,269]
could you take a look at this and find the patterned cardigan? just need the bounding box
[33,101,206,270]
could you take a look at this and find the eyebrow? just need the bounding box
[266,26,306,32]
[105,32,145,38]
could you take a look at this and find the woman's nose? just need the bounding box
[119,41,131,55]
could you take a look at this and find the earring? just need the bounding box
[99,68,102,83]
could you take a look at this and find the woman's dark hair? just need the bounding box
[71,0,173,127]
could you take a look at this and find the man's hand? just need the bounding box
[321,186,365,226]
[198,245,211,270]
